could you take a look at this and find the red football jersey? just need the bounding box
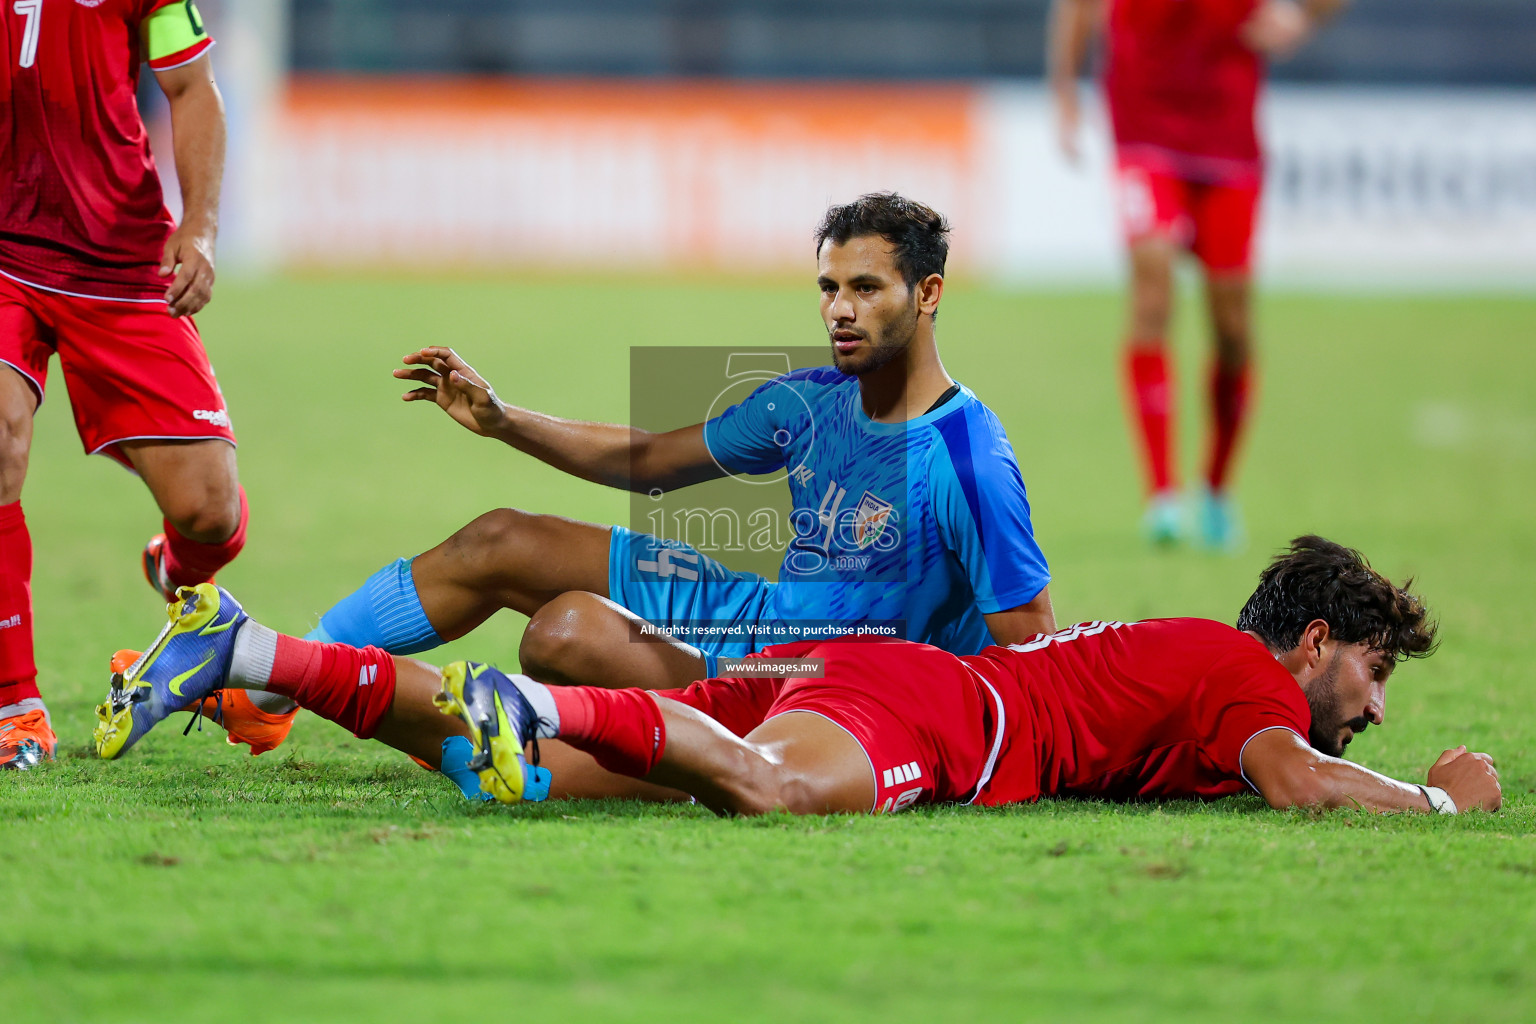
[1104,0,1265,182]
[1,0,210,301]
[967,618,1310,804]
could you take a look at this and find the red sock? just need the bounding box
[1124,344,1176,495]
[262,635,396,739]
[0,502,39,708]
[549,686,666,778]
[1206,360,1253,491]
[162,487,249,589]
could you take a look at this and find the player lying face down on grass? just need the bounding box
[158,193,1056,763]
[97,536,1500,817]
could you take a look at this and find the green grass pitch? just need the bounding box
[3,274,1534,1023]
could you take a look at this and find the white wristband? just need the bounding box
[1419,785,1458,814]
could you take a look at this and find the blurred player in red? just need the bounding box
[0,1,288,768]
[1049,0,1346,548]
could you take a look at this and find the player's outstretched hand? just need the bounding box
[1240,0,1312,60]
[1426,746,1502,812]
[158,224,216,318]
[394,347,509,437]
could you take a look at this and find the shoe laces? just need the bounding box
[528,724,548,769]
[181,690,224,738]
[0,708,52,741]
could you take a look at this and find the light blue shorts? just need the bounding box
[607,526,776,676]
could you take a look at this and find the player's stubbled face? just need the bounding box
[1304,644,1392,758]
[817,236,921,377]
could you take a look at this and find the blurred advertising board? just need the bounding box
[277,79,981,271]
[269,79,1536,287]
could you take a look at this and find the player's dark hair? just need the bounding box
[1237,535,1438,663]
[815,193,950,290]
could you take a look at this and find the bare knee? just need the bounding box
[1130,286,1171,342]
[0,409,31,503]
[718,761,836,817]
[1128,246,1174,342]
[1212,311,1252,367]
[1207,275,1252,367]
[442,507,545,576]
[769,774,839,816]
[1213,327,1251,368]
[718,762,786,817]
[519,591,609,682]
[160,478,241,542]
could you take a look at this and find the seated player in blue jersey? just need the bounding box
[142,194,1056,788]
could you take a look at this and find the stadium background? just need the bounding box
[169,0,1536,285]
[8,3,1535,1022]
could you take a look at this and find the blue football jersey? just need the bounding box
[703,367,1049,654]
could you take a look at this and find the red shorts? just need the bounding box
[1114,151,1261,273]
[656,638,1004,814]
[0,274,236,468]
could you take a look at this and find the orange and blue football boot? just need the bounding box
[433,661,550,803]
[0,706,56,770]
[195,688,298,756]
[94,583,247,760]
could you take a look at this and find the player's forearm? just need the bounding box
[1047,0,1100,97]
[165,79,226,239]
[1260,755,1434,814]
[489,407,652,490]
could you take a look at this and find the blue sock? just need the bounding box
[305,556,443,654]
[439,736,549,802]
[439,736,494,801]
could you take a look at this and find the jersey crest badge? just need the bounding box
[75,0,106,8]
[852,491,895,549]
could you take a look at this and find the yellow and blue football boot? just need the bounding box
[433,661,550,804]
[94,583,247,760]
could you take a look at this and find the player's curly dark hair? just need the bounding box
[1236,535,1438,663]
[815,192,950,290]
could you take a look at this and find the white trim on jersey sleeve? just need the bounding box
[1237,724,1310,794]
